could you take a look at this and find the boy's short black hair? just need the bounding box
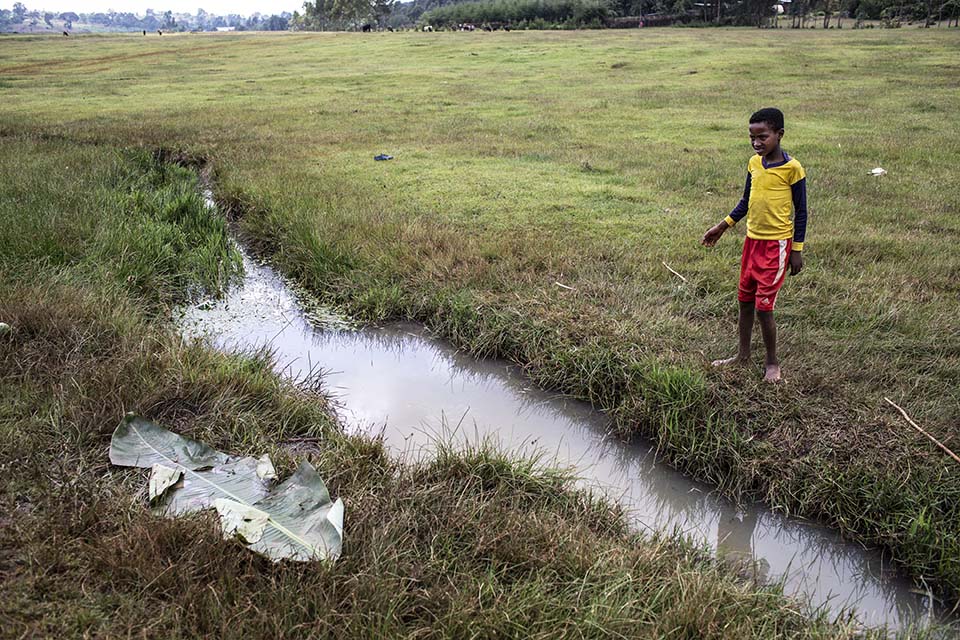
[749,107,784,131]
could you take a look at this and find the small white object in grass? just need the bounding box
[256,453,278,482]
[662,261,688,283]
[0,322,10,335]
[215,498,270,544]
[148,463,183,501]
[870,167,887,176]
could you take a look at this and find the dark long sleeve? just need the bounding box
[724,172,751,226]
[791,177,807,250]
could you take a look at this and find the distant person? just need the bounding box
[157,29,163,35]
[142,29,146,35]
[701,107,808,383]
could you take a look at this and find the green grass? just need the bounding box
[0,137,891,638]
[1,27,959,612]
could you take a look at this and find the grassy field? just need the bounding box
[0,137,891,639]
[1,27,959,622]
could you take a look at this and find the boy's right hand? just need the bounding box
[701,222,728,247]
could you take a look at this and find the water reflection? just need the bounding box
[177,246,949,632]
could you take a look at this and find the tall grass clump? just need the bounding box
[0,138,240,312]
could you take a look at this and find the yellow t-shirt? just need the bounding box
[725,154,806,251]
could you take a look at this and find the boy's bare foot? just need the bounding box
[763,363,782,383]
[711,356,750,368]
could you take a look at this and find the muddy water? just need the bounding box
[179,245,947,631]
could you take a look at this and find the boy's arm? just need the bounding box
[789,177,807,275]
[702,173,751,247]
[724,172,752,227]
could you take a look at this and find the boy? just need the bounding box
[701,107,807,383]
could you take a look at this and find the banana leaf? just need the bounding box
[155,456,272,517]
[110,414,228,470]
[246,461,344,562]
[110,415,343,562]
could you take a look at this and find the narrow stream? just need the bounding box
[179,241,948,632]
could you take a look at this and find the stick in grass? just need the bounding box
[662,261,688,283]
[884,397,960,465]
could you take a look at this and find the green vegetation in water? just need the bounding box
[0,137,908,638]
[1,27,959,615]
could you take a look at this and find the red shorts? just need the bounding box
[738,237,791,311]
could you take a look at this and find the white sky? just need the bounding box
[2,0,301,16]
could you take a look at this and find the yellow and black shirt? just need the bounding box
[724,153,808,251]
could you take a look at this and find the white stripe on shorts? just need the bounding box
[774,239,788,285]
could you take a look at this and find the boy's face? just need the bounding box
[748,122,784,157]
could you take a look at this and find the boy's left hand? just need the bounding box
[789,251,803,276]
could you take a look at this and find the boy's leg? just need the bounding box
[713,239,757,368]
[757,310,780,382]
[712,301,754,367]
[753,239,790,382]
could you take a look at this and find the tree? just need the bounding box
[263,13,290,29]
[946,0,960,25]
[113,12,138,27]
[372,0,395,26]
[12,2,27,22]
[332,0,369,27]
[301,0,336,29]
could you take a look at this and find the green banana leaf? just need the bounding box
[109,415,343,562]
[246,461,344,562]
[110,414,229,470]
[156,456,272,517]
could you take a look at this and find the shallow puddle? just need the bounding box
[179,244,947,631]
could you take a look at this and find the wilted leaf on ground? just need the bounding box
[247,461,344,562]
[110,415,343,562]
[110,414,229,470]
[156,456,272,517]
